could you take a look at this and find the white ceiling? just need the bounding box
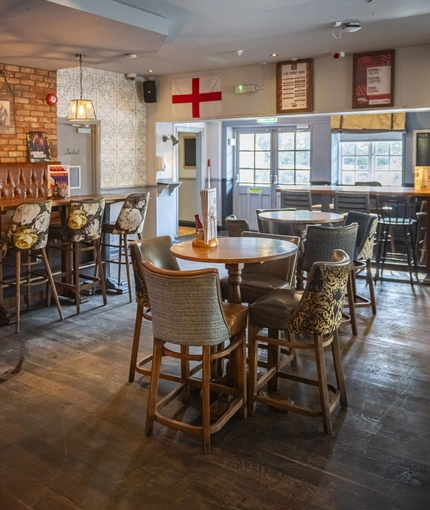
[1,0,430,77]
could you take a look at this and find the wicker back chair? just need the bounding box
[248,249,351,434]
[299,223,358,334]
[129,235,180,382]
[345,211,378,315]
[142,261,248,454]
[225,214,250,237]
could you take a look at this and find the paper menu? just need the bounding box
[200,188,217,243]
[48,164,70,198]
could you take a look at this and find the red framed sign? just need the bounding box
[352,50,395,109]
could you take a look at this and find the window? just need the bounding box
[339,139,403,185]
[278,131,310,184]
[237,129,311,185]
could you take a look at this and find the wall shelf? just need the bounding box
[157,180,182,196]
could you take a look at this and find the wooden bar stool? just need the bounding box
[0,200,63,333]
[49,198,107,314]
[101,192,150,302]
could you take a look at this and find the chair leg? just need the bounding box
[267,329,280,392]
[366,258,377,314]
[73,242,81,314]
[15,251,21,334]
[124,234,132,303]
[129,304,144,382]
[247,325,259,416]
[94,239,108,306]
[145,338,163,437]
[314,334,332,434]
[346,272,357,336]
[40,247,63,321]
[236,330,247,419]
[331,330,348,408]
[202,346,211,455]
[181,345,190,404]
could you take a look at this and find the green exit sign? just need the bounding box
[257,117,278,123]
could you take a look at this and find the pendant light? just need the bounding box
[67,54,96,121]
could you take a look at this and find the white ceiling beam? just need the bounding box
[45,0,168,36]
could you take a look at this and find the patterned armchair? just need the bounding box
[247,249,351,434]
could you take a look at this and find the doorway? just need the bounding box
[177,129,203,234]
[57,118,101,195]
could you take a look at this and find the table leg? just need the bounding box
[225,263,242,304]
[422,197,430,285]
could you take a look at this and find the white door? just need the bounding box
[233,128,311,230]
[57,118,101,195]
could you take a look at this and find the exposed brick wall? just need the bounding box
[0,63,57,163]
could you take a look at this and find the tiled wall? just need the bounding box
[57,67,146,189]
[0,63,57,163]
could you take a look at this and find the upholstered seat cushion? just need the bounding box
[222,302,248,336]
[248,289,300,330]
[220,273,292,304]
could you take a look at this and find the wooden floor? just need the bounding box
[1,269,429,509]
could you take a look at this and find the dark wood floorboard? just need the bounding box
[1,270,430,510]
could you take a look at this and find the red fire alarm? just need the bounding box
[46,93,58,106]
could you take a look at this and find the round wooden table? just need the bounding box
[258,210,344,224]
[171,236,297,304]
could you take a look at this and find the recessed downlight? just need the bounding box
[147,69,153,73]
[270,53,278,57]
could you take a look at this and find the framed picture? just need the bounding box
[276,59,313,114]
[183,136,196,169]
[0,95,15,135]
[27,131,51,162]
[352,50,395,109]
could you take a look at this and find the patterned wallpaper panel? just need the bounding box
[57,67,146,189]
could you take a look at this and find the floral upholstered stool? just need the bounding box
[0,200,63,333]
[48,198,107,315]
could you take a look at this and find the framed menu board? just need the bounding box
[276,59,313,114]
[352,50,395,109]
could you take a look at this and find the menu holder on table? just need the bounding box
[48,164,70,198]
[192,188,219,248]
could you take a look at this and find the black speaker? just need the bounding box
[143,80,156,103]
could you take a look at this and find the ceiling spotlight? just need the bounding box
[271,53,278,57]
[147,69,153,73]
[126,53,137,59]
[236,50,244,56]
[163,134,179,146]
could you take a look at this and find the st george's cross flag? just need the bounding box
[172,77,222,119]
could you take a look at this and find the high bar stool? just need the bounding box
[101,192,150,302]
[375,195,418,285]
[0,200,63,333]
[49,198,107,314]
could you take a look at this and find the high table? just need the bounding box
[259,209,344,228]
[171,236,298,304]
[276,185,430,284]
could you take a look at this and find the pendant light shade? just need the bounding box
[67,54,96,121]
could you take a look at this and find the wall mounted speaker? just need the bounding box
[143,81,156,103]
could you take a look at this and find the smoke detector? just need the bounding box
[332,21,362,39]
[342,22,361,33]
